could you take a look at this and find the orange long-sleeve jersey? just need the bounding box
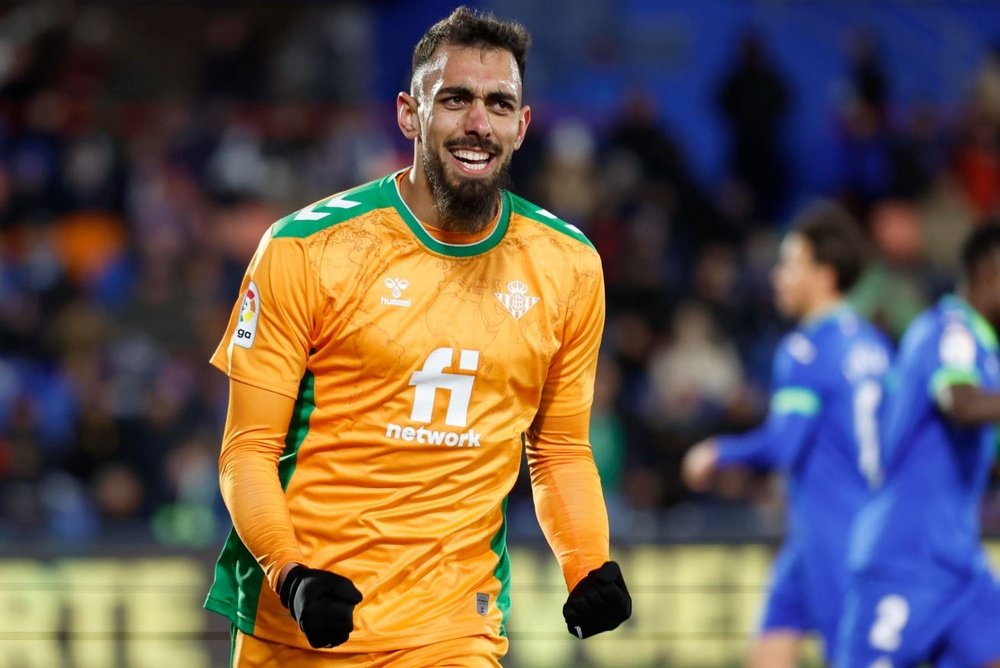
[206,170,610,653]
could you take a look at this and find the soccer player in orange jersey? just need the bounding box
[207,6,631,667]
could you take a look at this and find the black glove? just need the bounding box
[278,565,363,649]
[562,561,631,639]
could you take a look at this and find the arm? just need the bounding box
[527,414,609,589]
[527,260,631,638]
[682,394,819,492]
[527,263,609,591]
[935,383,1000,426]
[715,387,821,470]
[682,338,823,492]
[219,379,306,591]
[221,383,361,649]
[211,232,319,591]
[931,322,1000,427]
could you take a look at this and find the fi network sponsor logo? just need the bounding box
[385,347,482,447]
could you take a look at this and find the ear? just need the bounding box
[397,92,420,141]
[514,104,531,150]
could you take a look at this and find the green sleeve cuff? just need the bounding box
[929,367,981,399]
[770,387,821,416]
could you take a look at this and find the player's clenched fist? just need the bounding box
[563,561,632,639]
[279,565,363,648]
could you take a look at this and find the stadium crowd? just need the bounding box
[1,4,999,545]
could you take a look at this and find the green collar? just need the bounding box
[379,171,511,257]
[942,294,999,352]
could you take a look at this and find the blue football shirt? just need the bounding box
[718,305,892,565]
[849,295,1000,582]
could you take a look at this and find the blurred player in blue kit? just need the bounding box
[683,202,892,667]
[836,224,1000,668]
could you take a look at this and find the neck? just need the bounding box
[800,292,842,324]
[399,161,442,227]
[398,159,499,233]
[958,285,988,320]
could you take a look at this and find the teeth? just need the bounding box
[453,149,490,162]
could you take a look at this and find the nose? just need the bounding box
[463,99,492,138]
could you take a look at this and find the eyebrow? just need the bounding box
[436,85,518,106]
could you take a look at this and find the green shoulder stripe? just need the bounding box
[272,179,386,239]
[771,387,821,416]
[969,310,999,353]
[507,194,595,249]
[930,367,981,399]
[942,294,998,353]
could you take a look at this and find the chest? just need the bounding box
[313,243,567,395]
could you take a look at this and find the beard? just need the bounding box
[422,139,512,234]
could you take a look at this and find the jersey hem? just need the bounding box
[327,625,507,653]
[205,596,256,636]
[205,604,505,654]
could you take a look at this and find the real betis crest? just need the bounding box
[495,280,539,320]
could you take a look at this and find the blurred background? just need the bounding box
[2,0,1000,666]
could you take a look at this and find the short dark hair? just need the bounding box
[961,222,1000,279]
[411,6,531,88]
[790,200,867,293]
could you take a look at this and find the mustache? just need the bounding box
[444,138,502,154]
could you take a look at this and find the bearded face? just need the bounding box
[401,44,530,234]
[421,134,512,233]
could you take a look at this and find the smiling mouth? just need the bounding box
[449,148,495,173]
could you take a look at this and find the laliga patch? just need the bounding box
[940,324,975,370]
[234,280,260,349]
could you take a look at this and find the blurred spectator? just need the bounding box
[645,300,745,433]
[590,356,627,512]
[971,44,1000,126]
[834,30,894,217]
[835,100,892,216]
[952,112,1000,218]
[715,31,791,220]
[849,201,930,339]
[888,102,945,200]
[845,29,889,120]
[198,14,263,101]
[538,118,600,224]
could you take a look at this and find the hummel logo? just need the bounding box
[385,277,409,298]
[496,280,540,320]
[381,277,411,307]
